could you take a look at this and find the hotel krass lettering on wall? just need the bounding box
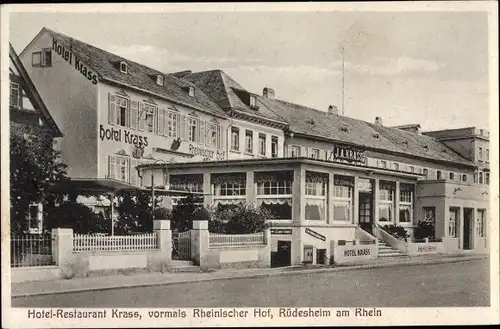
[328,144,366,164]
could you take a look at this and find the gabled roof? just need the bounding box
[41,28,228,119]
[257,95,475,167]
[9,43,62,137]
[180,70,288,125]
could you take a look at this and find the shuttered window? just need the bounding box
[206,121,220,148]
[188,116,199,142]
[108,155,130,183]
[139,102,155,133]
[10,82,20,108]
[108,93,130,127]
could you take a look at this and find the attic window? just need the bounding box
[442,149,448,154]
[156,75,164,86]
[249,95,258,109]
[341,126,349,133]
[307,119,315,126]
[119,61,128,74]
[372,133,380,139]
[423,145,429,151]
[403,140,409,147]
[189,86,195,97]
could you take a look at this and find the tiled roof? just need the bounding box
[43,28,227,118]
[181,70,288,124]
[257,96,475,166]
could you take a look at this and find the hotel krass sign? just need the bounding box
[328,144,366,164]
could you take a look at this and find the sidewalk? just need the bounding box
[11,253,487,298]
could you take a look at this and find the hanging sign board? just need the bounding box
[305,228,326,241]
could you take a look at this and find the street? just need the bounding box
[12,259,489,308]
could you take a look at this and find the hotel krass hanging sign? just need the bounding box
[328,144,366,164]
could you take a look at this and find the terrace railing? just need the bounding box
[209,232,265,247]
[73,233,158,252]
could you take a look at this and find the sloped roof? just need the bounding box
[257,96,474,166]
[9,43,62,137]
[42,28,227,118]
[181,70,288,124]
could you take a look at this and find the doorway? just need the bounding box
[271,240,291,267]
[463,208,474,250]
[359,192,374,234]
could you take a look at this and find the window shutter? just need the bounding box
[130,159,138,186]
[108,93,116,125]
[179,114,187,140]
[217,125,222,149]
[200,120,206,145]
[130,100,138,130]
[157,108,165,136]
[108,155,116,179]
[138,102,145,131]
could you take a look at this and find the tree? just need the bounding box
[171,194,204,232]
[10,124,68,234]
[46,201,110,234]
[209,202,271,234]
[114,189,160,234]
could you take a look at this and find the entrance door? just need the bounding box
[463,208,473,250]
[359,192,373,234]
[271,240,291,267]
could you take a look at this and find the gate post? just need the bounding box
[51,228,73,266]
[191,220,209,266]
[154,219,172,261]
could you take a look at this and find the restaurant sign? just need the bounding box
[305,228,326,241]
[328,144,365,164]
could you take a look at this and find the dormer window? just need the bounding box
[307,119,315,126]
[423,145,429,151]
[341,126,349,133]
[372,133,380,139]
[249,95,257,109]
[156,75,164,86]
[403,140,409,147]
[120,61,128,74]
[189,86,195,97]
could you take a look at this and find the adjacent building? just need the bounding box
[9,43,63,233]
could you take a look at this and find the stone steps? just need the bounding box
[170,260,201,273]
[377,240,407,258]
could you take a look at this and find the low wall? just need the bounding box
[331,241,378,265]
[406,242,446,256]
[203,245,270,269]
[442,237,460,252]
[11,266,62,283]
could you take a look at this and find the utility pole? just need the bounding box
[341,46,345,116]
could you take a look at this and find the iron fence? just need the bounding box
[10,234,54,267]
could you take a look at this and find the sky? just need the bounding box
[8,8,491,131]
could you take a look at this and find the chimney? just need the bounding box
[375,117,383,126]
[263,87,275,100]
[328,105,338,115]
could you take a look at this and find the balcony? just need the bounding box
[416,179,489,200]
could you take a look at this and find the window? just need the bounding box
[231,127,240,151]
[250,95,257,108]
[10,82,21,108]
[476,209,485,237]
[108,155,130,183]
[157,109,179,138]
[448,208,459,237]
[120,61,128,74]
[310,149,320,159]
[139,102,156,133]
[486,149,489,162]
[215,182,246,196]
[256,172,293,220]
[115,96,129,127]
[379,204,392,222]
[213,173,246,198]
[170,174,204,193]
[245,130,253,153]
[437,170,442,179]
[462,174,467,182]
[42,49,52,67]
[393,162,399,171]
[379,186,394,201]
[378,182,395,222]
[379,160,387,169]
[156,75,164,86]
[423,207,436,222]
[449,172,454,180]
[479,172,483,184]
[32,51,42,66]
[332,175,354,222]
[399,185,414,224]
[258,134,266,156]
[478,147,483,160]
[206,122,220,148]
[271,136,279,158]
[409,166,415,174]
[305,172,328,221]
[291,146,301,157]
[28,204,40,229]
[485,173,490,185]
[423,168,429,179]
[188,116,199,142]
[188,86,195,97]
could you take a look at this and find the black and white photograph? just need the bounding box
[1,2,498,327]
